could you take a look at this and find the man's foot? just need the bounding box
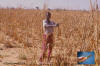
[47,58,51,62]
[46,60,53,65]
[36,60,42,65]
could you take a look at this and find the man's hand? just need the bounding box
[56,23,59,27]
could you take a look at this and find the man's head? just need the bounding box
[46,12,51,20]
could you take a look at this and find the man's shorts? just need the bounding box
[43,34,53,44]
[42,34,53,50]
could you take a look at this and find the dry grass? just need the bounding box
[0,9,100,66]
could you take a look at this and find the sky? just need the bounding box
[0,0,99,10]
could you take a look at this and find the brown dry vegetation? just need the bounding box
[0,9,100,66]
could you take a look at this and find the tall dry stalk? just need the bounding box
[95,0,99,65]
[89,0,94,12]
[95,0,98,10]
[90,0,99,65]
[43,0,48,10]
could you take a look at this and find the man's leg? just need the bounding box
[47,43,53,62]
[39,43,47,62]
[39,34,47,62]
[47,34,53,62]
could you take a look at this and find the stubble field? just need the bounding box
[0,9,100,66]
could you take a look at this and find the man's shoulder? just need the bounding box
[43,19,55,24]
[43,19,46,22]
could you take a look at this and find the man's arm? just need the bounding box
[45,24,57,27]
[43,21,59,27]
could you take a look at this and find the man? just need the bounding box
[39,12,59,63]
